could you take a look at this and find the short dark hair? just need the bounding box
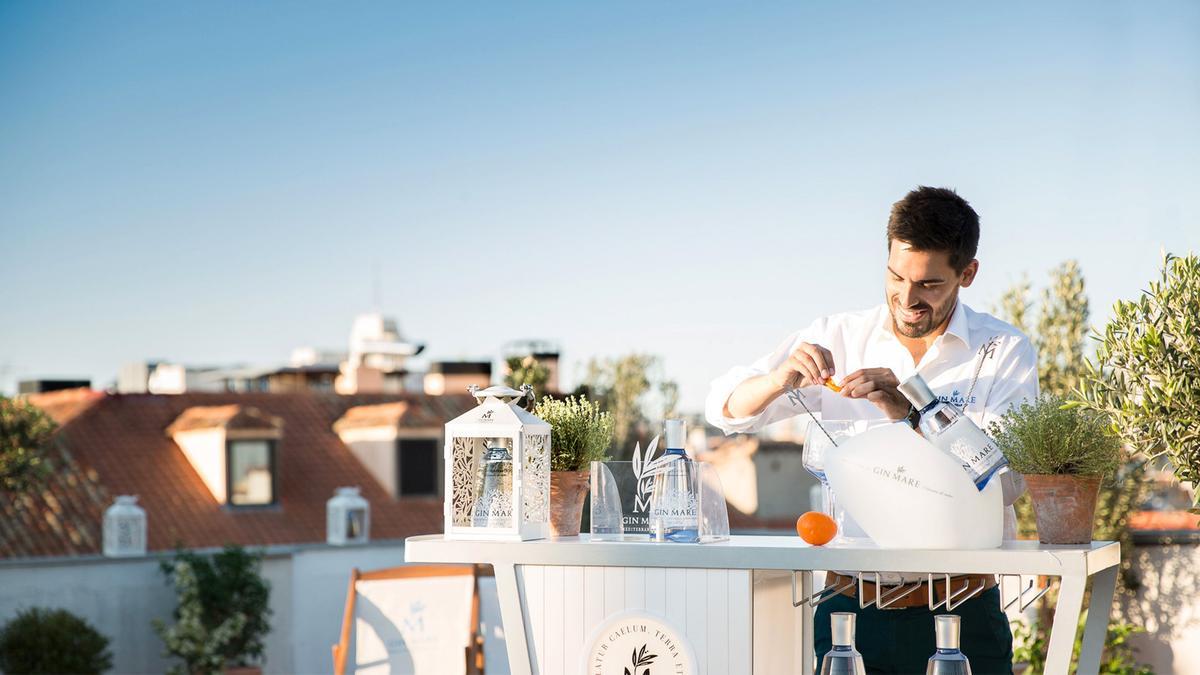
[886,186,980,272]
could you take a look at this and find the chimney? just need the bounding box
[424,361,492,396]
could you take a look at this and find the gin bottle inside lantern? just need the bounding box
[444,384,550,541]
[473,439,514,528]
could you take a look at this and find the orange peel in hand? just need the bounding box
[824,378,842,393]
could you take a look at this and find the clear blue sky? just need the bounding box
[2,2,1197,411]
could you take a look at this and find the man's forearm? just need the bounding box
[723,374,787,419]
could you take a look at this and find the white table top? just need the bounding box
[405,534,1119,577]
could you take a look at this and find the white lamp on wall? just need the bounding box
[327,486,371,546]
[103,495,147,557]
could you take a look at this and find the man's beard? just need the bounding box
[890,298,954,338]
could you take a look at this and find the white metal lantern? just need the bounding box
[103,495,147,557]
[444,384,550,541]
[327,486,371,546]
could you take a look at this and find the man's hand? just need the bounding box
[767,342,836,391]
[839,368,911,419]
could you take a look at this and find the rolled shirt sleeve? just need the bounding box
[705,322,826,435]
[980,334,1040,509]
[980,334,1040,428]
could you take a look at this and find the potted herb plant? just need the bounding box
[989,395,1121,544]
[533,395,614,536]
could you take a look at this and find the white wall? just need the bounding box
[0,542,500,675]
[0,556,177,674]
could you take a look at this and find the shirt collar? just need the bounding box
[943,300,971,349]
[873,300,972,349]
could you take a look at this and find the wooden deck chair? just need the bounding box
[331,562,484,672]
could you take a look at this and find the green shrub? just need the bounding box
[1011,614,1153,675]
[154,545,271,673]
[0,396,56,494]
[0,607,113,674]
[989,394,1121,476]
[1077,252,1200,507]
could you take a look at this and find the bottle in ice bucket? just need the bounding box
[472,438,514,528]
[927,615,972,674]
[897,373,1007,490]
[648,419,699,543]
[820,612,867,675]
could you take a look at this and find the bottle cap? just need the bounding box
[831,612,855,647]
[665,419,687,450]
[897,373,937,410]
[934,614,960,650]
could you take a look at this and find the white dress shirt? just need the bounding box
[706,301,1039,548]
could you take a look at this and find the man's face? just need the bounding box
[885,240,977,339]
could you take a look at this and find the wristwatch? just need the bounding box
[903,404,921,429]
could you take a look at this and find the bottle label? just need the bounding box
[652,492,698,529]
[934,417,1005,484]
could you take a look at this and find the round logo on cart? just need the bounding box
[581,610,696,675]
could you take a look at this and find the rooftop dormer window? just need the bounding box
[397,437,438,497]
[334,401,443,499]
[167,405,283,508]
[227,438,276,506]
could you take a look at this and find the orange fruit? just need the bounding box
[796,511,838,546]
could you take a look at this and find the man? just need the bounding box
[705,186,1037,674]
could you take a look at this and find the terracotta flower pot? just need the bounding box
[223,666,262,675]
[549,470,590,537]
[1024,474,1102,545]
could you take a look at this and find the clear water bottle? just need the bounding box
[926,615,972,675]
[648,419,699,543]
[472,439,513,528]
[897,373,1007,490]
[820,612,867,675]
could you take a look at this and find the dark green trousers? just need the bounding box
[814,587,1013,674]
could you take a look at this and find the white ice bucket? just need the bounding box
[824,422,1003,549]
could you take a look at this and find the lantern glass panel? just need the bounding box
[521,431,550,525]
[346,507,366,540]
[450,436,488,527]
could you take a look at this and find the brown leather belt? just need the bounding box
[825,573,997,609]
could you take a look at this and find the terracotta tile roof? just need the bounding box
[3,391,474,559]
[23,388,105,426]
[333,401,444,432]
[165,404,283,435]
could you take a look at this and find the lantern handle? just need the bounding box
[468,384,534,407]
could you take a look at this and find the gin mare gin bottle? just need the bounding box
[648,419,699,543]
[472,439,514,528]
[897,373,1007,490]
[820,612,867,675]
[926,615,972,675]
